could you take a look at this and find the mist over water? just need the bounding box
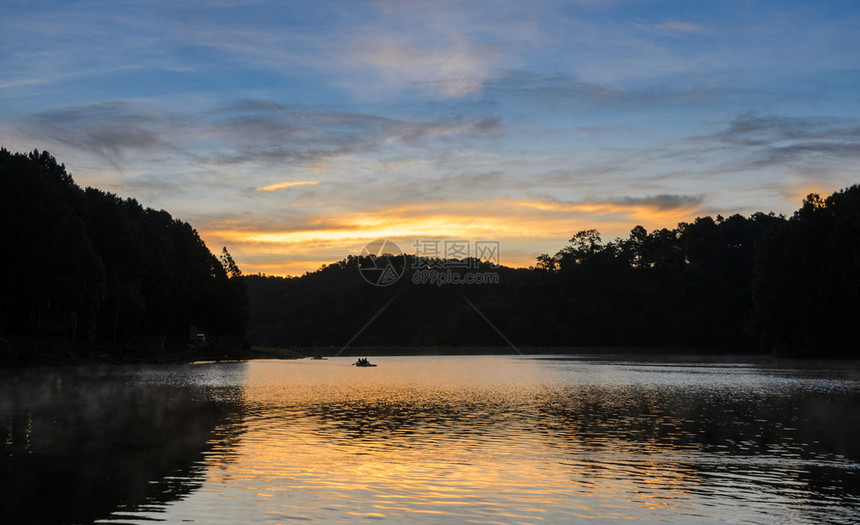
[0,365,242,524]
[3,357,859,524]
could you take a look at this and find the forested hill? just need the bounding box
[0,149,249,360]
[3,147,855,361]
[247,185,860,359]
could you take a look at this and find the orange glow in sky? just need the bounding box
[200,197,704,276]
[5,1,857,278]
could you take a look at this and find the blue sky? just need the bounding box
[2,0,859,274]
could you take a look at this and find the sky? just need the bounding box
[2,0,859,275]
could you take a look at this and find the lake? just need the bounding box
[2,356,859,524]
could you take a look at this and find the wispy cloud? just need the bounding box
[255,180,319,192]
[341,32,501,97]
[611,194,704,211]
[5,0,860,276]
[19,102,190,169]
[485,71,767,112]
[694,113,860,170]
[654,22,708,34]
[17,100,502,171]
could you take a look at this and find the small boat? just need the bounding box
[311,355,327,360]
[353,357,377,367]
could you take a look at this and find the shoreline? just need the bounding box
[4,342,859,369]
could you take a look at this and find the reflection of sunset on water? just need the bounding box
[132,357,860,524]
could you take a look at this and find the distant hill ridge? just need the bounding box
[246,185,860,359]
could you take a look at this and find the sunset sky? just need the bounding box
[3,1,859,275]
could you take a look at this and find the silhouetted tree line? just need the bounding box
[752,188,860,357]
[0,149,249,356]
[247,185,860,358]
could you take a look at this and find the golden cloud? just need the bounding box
[255,180,319,192]
[200,196,706,276]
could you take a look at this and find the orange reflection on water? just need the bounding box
[185,359,707,523]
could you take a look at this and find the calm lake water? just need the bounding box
[2,356,859,524]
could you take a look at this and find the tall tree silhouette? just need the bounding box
[752,186,860,358]
[0,148,249,361]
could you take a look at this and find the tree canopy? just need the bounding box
[752,187,860,358]
[246,185,859,358]
[3,148,855,360]
[0,148,248,359]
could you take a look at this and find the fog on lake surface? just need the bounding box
[2,356,859,524]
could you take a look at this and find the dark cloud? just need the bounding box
[212,102,501,146]
[696,113,860,169]
[207,106,502,166]
[488,72,635,108]
[21,102,187,169]
[611,194,704,210]
[208,101,290,114]
[211,145,356,166]
[484,71,762,111]
[18,100,504,170]
[710,114,860,146]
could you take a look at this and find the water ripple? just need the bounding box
[5,356,858,524]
